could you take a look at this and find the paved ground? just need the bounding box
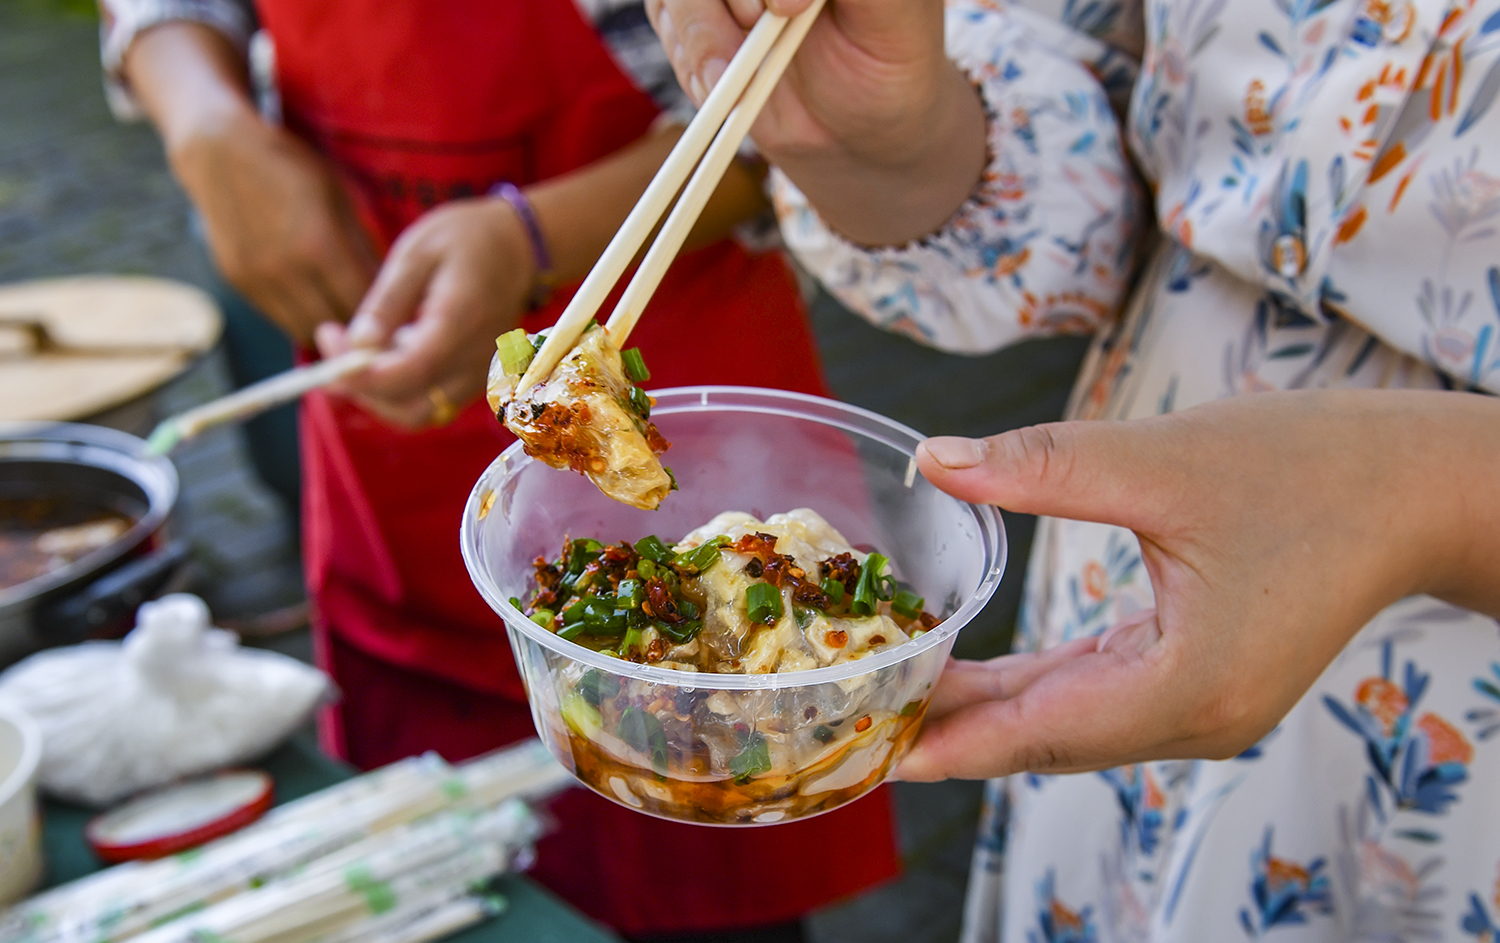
[0,6,1088,940]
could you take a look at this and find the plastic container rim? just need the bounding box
[460,385,1006,691]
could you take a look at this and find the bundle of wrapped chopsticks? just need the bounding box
[0,739,573,943]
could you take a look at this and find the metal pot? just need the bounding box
[0,423,185,665]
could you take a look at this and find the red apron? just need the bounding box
[253,0,900,934]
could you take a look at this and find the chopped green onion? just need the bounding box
[629,385,652,418]
[899,700,923,717]
[637,558,658,579]
[531,332,548,355]
[746,583,783,624]
[557,622,586,641]
[851,553,888,617]
[509,596,524,610]
[676,598,700,620]
[581,598,626,633]
[820,578,845,606]
[495,329,535,378]
[812,724,835,744]
[619,708,669,776]
[567,539,603,575]
[729,732,772,783]
[793,605,816,630]
[616,579,644,608]
[655,618,702,643]
[576,669,620,708]
[891,590,925,619]
[621,347,651,382]
[675,536,728,574]
[561,693,602,738]
[664,466,678,492]
[635,535,675,564]
[529,608,555,628]
[621,626,643,655]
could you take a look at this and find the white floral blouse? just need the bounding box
[772,0,1500,939]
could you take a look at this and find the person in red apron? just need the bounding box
[107,0,900,937]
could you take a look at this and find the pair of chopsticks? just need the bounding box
[515,0,829,393]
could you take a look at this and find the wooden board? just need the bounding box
[0,276,222,422]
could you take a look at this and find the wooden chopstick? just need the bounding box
[143,348,377,455]
[604,0,828,345]
[514,8,813,392]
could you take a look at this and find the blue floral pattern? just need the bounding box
[1031,871,1101,943]
[1325,642,1475,815]
[1238,828,1334,937]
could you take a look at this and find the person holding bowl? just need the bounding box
[646,0,1500,938]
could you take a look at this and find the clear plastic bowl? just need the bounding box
[460,387,1005,826]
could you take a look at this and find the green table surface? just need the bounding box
[40,737,621,943]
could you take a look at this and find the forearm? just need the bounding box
[525,124,769,286]
[120,21,257,158]
[769,61,987,247]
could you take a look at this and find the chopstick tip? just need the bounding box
[142,422,182,457]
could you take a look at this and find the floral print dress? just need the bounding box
[770,0,1500,939]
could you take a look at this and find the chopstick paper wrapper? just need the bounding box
[144,348,377,456]
[0,739,571,943]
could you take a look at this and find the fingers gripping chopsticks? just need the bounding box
[514,0,829,393]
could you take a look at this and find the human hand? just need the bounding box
[645,0,985,243]
[895,389,1500,781]
[168,109,378,346]
[648,0,948,162]
[314,197,536,429]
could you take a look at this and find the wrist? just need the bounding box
[490,182,555,308]
[774,62,987,246]
[162,99,264,185]
[1405,392,1500,616]
[482,194,547,311]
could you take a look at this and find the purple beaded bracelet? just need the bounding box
[490,182,555,306]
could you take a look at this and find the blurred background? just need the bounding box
[0,2,1088,938]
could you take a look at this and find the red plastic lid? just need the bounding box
[85,770,274,863]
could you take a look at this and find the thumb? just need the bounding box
[916,420,1177,534]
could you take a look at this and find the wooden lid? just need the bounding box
[0,276,222,422]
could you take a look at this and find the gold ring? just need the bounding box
[428,386,458,426]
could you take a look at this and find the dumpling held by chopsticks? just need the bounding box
[487,324,674,510]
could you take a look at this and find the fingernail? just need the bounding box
[346,315,382,346]
[921,436,987,470]
[700,58,727,95]
[687,73,705,105]
[657,8,674,40]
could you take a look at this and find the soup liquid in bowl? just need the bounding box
[0,498,132,592]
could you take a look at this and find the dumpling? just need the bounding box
[487,325,672,510]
